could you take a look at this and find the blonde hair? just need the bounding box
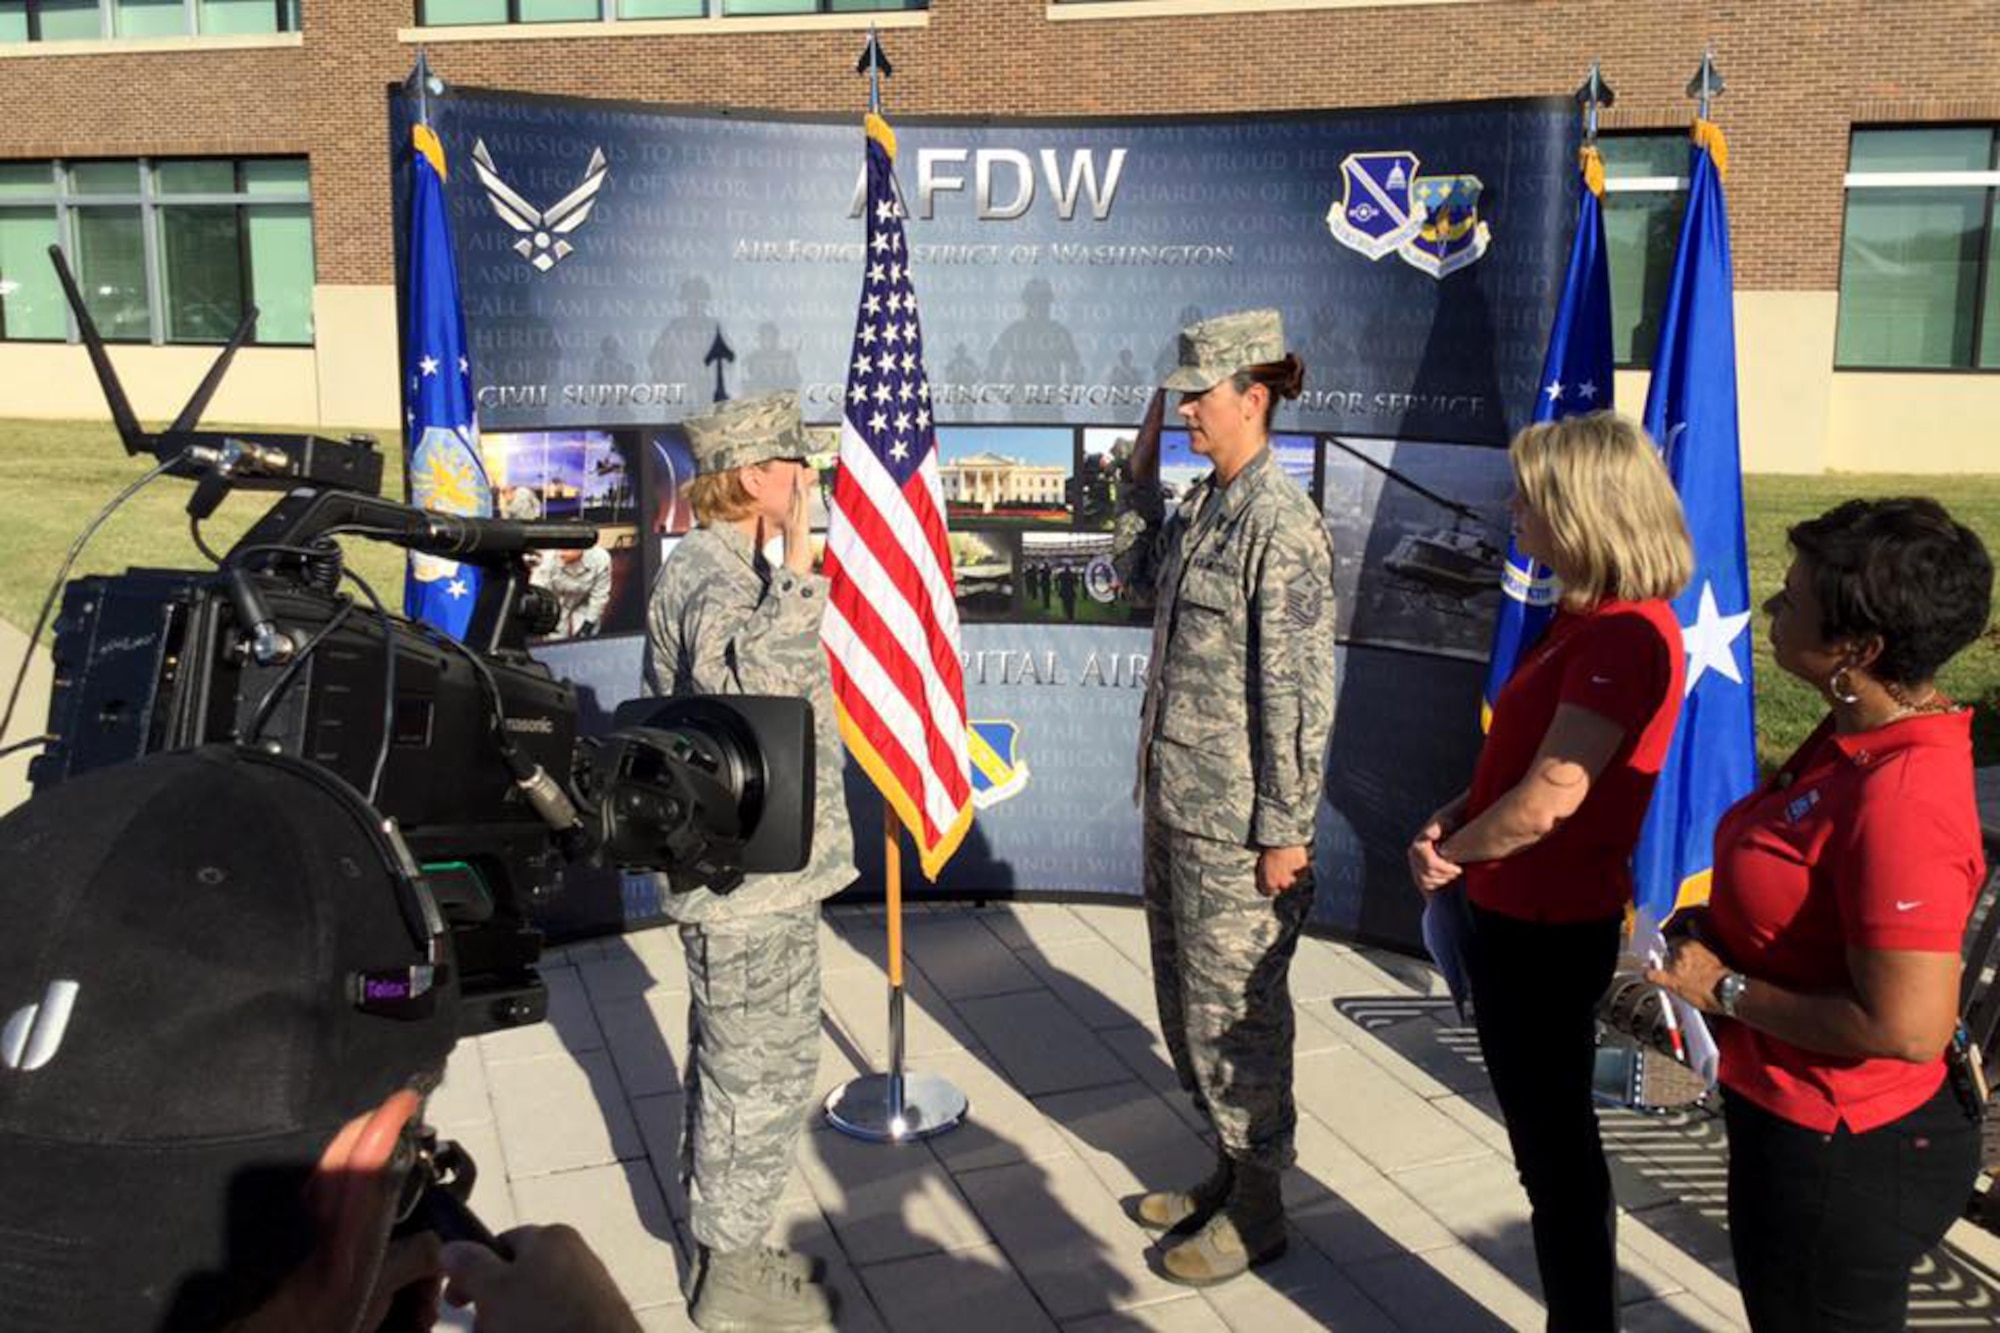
[688,467,760,526]
[1510,411,1693,610]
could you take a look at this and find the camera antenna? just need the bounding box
[47,244,146,457]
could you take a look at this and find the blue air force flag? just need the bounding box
[1634,122,1757,921]
[403,120,493,642]
[1481,147,1614,728]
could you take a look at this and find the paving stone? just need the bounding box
[955,1158,1187,1319]
[1293,1047,1490,1173]
[1035,1081,1211,1203]
[1344,1244,1541,1332]
[767,1204,890,1333]
[1196,1232,1401,1332]
[489,1048,642,1178]
[797,1122,992,1265]
[436,1116,518,1235]
[1068,902,1156,972]
[1021,935,1160,1031]
[1286,1115,1457,1263]
[822,964,977,1065]
[511,1159,683,1311]
[904,913,1046,1000]
[429,1038,494,1130]
[857,1243,1058,1333]
[920,1047,1078,1175]
[976,901,1099,955]
[1621,1291,1746,1332]
[479,964,603,1063]
[595,990,687,1101]
[1060,1296,1232,1332]
[956,990,1128,1097]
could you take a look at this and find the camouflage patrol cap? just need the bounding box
[1161,308,1287,393]
[684,391,809,476]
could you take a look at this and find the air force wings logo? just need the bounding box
[1401,174,1492,279]
[967,720,1029,811]
[471,139,608,273]
[1326,152,1425,260]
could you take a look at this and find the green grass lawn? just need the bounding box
[0,416,408,641]
[3,416,1997,766]
[1744,475,2000,770]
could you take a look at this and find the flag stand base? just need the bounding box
[824,1071,967,1143]
[825,976,966,1142]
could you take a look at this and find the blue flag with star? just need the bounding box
[1480,147,1614,729]
[1634,122,1757,921]
[402,118,492,641]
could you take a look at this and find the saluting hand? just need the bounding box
[1127,387,1166,486]
[783,470,814,576]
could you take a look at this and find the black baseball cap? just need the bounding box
[0,747,461,1331]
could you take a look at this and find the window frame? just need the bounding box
[414,0,924,22]
[4,0,296,41]
[0,155,314,347]
[1598,129,1691,372]
[1833,121,2000,376]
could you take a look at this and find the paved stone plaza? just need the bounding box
[432,900,2000,1331]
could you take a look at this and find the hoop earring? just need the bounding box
[1828,666,1862,705]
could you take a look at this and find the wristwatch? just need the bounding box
[1714,971,1749,1018]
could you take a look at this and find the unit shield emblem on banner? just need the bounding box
[1326,151,1426,260]
[1400,174,1492,279]
[968,720,1029,810]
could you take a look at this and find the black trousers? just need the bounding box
[1467,903,1624,1333]
[1725,1079,1981,1332]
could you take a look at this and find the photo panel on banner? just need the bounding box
[393,85,1579,952]
[482,428,645,644]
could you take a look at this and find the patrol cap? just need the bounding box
[684,391,808,476]
[1161,308,1287,393]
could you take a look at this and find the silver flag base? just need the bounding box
[824,1072,968,1143]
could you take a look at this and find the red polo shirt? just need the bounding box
[1708,709,1984,1133]
[1464,600,1684,923]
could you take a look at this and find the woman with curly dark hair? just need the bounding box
[1653,496,1994,1333]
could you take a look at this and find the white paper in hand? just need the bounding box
[1629,906,1719,1088]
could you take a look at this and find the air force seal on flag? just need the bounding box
[471,139,609,273]
[1325,151,1425,260]
[967,720,1028,811]
[1401,174,1493,279]
[1499,552,1561,609]
[409,423,493,585]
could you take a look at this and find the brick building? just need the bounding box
[0,0,1994,471]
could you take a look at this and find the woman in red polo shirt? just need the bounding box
[1652,497,1992,1333]
[1408,411,1691,1332]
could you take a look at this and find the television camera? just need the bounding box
[21,244,814,1039]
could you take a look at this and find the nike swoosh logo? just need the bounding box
[1895,900,1924,912]
[1589,675,1613,685]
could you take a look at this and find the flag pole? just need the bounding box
[823,29,964,1144]
[884,795,906,1130]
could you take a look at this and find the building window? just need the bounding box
[1599,133,1689,370]
[417,0,919,20]
[0,0,298,39]
[1836,127,2000,371]
[0,157,314,346]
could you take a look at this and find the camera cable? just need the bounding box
[1,452,183,750]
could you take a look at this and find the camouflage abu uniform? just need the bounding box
[642,393,856,1256]
[1113,311,1338,1173]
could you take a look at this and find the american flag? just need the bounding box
[822,113,974,879]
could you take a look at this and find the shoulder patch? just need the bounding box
[1285,571,1325,629]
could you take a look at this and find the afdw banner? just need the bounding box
[388,87,1576,447]
[413,91,1587,956]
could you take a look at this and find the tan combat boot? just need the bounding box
[1157,1163,1287,1286]
[688,1245,835,1332]
[1130,1154,1234,1234]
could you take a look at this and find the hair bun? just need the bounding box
[1275,353,1306,400]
